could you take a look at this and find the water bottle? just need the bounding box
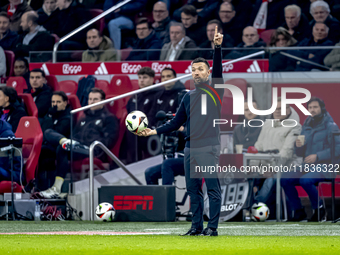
[34,201,41,222]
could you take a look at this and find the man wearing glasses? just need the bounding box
[152,1,171,44]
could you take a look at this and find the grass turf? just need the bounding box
[1,222,340,254]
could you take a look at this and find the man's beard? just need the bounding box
[194,77,209,85]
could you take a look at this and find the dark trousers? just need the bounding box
[145,157,185,185]
[184,145,221,230]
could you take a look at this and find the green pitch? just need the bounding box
[1,221,340,254]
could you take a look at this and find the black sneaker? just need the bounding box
[290,208,307,221]
[309,206,326,222]
[200,227,218,236]
[179,228,202,236]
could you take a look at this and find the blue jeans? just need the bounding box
[281,171,328,210]
[108,16,134,49]
[255,177,276,204]
[145,157,184,185]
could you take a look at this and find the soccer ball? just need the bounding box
[251,202,270,222]
[125,110,148,134]
[95,202,115,222]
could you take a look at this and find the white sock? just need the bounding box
[53,177,64,192]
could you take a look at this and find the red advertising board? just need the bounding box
[29,60,269,75]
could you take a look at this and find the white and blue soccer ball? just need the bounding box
[251,202,270,222]
[125,110,148,134]
[95,202,115,222]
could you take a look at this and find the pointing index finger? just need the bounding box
[215,25,218,35]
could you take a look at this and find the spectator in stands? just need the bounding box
[39,88,119,198]
[29,68,52,120]
[160,22,197,61]
[152,1,171,44]
[199,19,233,59]
[0,11,19,51]
[1,0,32,32]
[290,22,333,71]
[253,97,302,206]
[281,97,340,221]
[148,67,185,127]
[82,28,117,62]
[104,0,147,50]
[0,86,27,132]
[233,100,262,152]
[269,27,297,72]
[180,5,207,46]
[0,119,23,183]
[13,57,30,88]
[218,2,245,46]
[14,11,55,62]
[225,26,266,59]
[37,0,57,31]
[126,18,162,61]
[36,91,71,190]
[309,0,340,44]
[324,40,340,70]
[282,4,312,43]
[0,46,5,77]
[173,0,218,22]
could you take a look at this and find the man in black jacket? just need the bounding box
[37,91,71,190]
[40,88,119,198]
[139,26,224,236]
[29,69,52,121]
[0,11,19,51]
[14,11,54,62]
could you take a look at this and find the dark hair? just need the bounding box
[161,67,176,77]
[307,97,326,113]
[181,5,197,17]
[269,27,297,47]
[207,19,223,32]
[87,28,102,37]
[30,68,46,78]
[191,57,210,69]
[0,87,19,104]
[14,57,29,69]
[220,2,235,11]
[52,91,68,102]
[136,17,152,30]
[137,67,155,78]
[313,21,329,31]
[26,11,39,26]
[0,11,10,20]
[90,87,106,100]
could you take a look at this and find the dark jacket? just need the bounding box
[73,107,119,159]
[282,13,311,43]
[31,84,53,119]
[0,120,22,183]
[269,50,297,72]
[199,36,234,59]
[153,16,171,44]
[221,15,247,46]
[127,30,163,61]
[37,7,60,33]
[309,15,340,44]
[295,112,340,179]
[173,0,219,22]
[289,37,334,71]
[226,40,266,59]
[0,100,27,133]
[185,20,207,46]
[0,30,19,51]
[103,0,147,22]
[41,106,71,140]
[1,1,32,32]
[148,81,186,127]
[233,116,262,152]
[14,27,55,62]
[160,36,197,61]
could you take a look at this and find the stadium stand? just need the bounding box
[6,77,28,94]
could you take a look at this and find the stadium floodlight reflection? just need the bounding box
[71,50,266,221]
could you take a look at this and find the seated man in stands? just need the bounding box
[14,11,55,62]
[29,68,52,120]
[126,18,162,61]
[36,91,71,190]
[281,97,340,222]
[0,86,27,132]
[13,57,30,88]
[159,22,197,61]
[0,45,5,77]
[225,26,266,59]
[290,22,334,71]
[0,11,19,51]
[252,97,302,207]
[82,28,117,62]
[37,0,57,32]
[152,1,171,44]
[1,0,32,32]
[233,100,262,153]
[40,88,119,198]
